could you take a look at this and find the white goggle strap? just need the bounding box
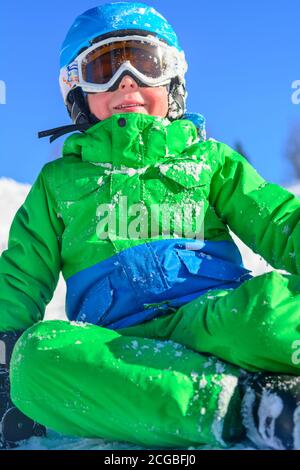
[59,62,80,104]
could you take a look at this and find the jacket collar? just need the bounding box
[62,113,198,168]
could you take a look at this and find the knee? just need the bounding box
[257,270,292,308]
[256,269,287,286]
[9,320,67,407]
[11,320,66,364]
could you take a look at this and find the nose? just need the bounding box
[118,75,139,91]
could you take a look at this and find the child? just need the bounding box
[1,2,300,450]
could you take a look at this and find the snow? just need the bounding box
[241,387,286,450]
[159,161,212,182]
[293,405,300,450]
[257,390,284,449]
[0,178,30,254]
[1,176,300,450]
[211,375,239,447]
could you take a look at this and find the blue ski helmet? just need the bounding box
[59,2,187,124]
[60,2,182,68]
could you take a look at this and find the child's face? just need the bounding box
[87,74,169,120]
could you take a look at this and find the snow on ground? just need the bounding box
[1,176,299,450]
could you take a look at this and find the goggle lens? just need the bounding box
[81,40,168,85]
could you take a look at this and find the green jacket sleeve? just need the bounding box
[0,163,64,332]
[209,141,300,275]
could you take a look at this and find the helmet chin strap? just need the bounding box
[38,87,99,143]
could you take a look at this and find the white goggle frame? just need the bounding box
[59,35,187,103]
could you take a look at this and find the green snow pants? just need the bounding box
[10,270,300,448]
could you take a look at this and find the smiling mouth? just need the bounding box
[114,103,145,110]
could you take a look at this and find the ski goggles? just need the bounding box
[60,35,187,100]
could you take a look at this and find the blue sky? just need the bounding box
[0,0,299,185]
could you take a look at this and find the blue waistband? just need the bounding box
[66,239,252,329]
